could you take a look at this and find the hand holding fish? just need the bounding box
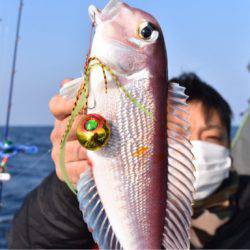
[49,79,90,186]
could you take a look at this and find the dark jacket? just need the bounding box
[8,172,250,249]
[7,173,95,249]
[203,175,250,249]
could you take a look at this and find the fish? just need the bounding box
[60,0,195,249]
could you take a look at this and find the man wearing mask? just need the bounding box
[170,73,250,249]
[8,73,250,249]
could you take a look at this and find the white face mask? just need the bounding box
[191,140,232,201]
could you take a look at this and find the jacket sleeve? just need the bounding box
[7,172,95,249]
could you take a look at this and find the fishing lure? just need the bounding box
[76,113,111,151]
[60,55,153,193]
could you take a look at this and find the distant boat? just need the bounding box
[232,103,250,175]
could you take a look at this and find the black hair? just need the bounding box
[169,73,232,139]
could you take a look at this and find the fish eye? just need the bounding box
[138,21,159,42]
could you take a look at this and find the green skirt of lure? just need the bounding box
[76,114,110,151]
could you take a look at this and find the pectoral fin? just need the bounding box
[77,167,121,249]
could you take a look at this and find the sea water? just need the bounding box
[0,126,53,248]
[0,126,239,248]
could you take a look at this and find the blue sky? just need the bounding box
[0,0,249,126]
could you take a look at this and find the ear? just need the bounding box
[88,5,102,25]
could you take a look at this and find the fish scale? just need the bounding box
[87,73,165,249]
[117,79,156,240]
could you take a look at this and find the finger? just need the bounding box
[60,78,73,88]
[51,115,83,145]
[49,95,75,120]
[56,160,90,185]
[52,140,87,164]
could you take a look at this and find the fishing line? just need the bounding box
[59,22,95,194]
[0,23,9,91]
[0,149,51,208]
[13,149,52,178]
[59,18,154,193]
[60,57,154,193]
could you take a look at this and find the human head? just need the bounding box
[169,73,233,202]
[169,73,232,148]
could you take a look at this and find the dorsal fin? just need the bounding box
[77,167,121,249]
[162,82,195,249]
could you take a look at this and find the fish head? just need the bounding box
[88,0,167,76]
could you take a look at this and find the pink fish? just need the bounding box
[61,0,195,249]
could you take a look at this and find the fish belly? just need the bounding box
[88,72,167,249]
